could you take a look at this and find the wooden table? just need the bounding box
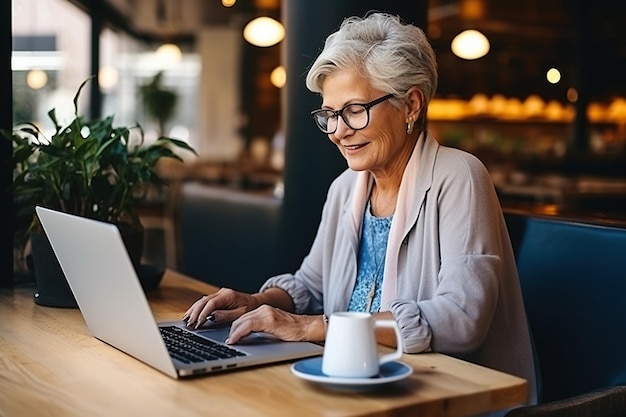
[0,270,528,417]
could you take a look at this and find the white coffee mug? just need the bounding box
[322,312,403,378]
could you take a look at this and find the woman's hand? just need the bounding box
[183,287,261,329]
[226,305,325,345]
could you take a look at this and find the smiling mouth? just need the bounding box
[344,143,368,150]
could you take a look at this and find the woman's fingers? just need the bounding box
[209,307,246,324]
[226,309,267,344]
[182,288,260,329]
[182,294,209,322]
[226,306,312,344]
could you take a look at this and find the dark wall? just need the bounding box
[278,1,428,273]
[1,0,12,287]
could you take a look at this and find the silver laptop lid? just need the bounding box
[35,206,178,378]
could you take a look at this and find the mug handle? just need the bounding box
[375,319,404,365]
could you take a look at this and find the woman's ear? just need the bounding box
[405,86,425,122]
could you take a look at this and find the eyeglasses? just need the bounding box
[310,94,394,134]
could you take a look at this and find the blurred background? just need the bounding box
[5,0,626,285]
[10,0,626,182]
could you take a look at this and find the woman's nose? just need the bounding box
[333,116,354,139]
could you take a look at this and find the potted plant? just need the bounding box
[140,71,178,137]
[4,76,196,306]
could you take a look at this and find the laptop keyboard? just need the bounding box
[160,326,248,364]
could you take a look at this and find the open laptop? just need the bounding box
[35,206,323,379]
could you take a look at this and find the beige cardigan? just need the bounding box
[262,132,537,407]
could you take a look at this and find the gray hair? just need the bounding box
[306,13,438,110]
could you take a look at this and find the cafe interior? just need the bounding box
[6,0,625,267]
[2,0,626,416]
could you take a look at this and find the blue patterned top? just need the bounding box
[347,202,393,313]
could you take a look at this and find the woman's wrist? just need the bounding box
[252,287,295,312]
[310,314,328,342]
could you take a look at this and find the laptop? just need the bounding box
[35,206,323,379]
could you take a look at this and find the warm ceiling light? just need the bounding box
[451,29,490,60]
[221,0,236,7]
[545,100,564,121]
[567,88,578,103]
[156,43,182,66]
[468,93,489,114]
[270,65,286,88]
[608,97,626,120]
[523,95,545,117]
[489,94,507,116]
[243,17,285,47]
[502,98,523,119]
[546,68,561,84]
[460,0,485,19]
[26,69,48,90]
[587,103,606,123]
[99,66,119,90]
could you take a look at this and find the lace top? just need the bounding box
[347,201,392,313]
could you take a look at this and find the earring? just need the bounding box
[406,117,415,134]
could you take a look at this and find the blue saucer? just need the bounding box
[291,357,412,391]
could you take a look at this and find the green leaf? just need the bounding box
[9,76,197,236]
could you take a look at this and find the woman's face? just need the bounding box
[319,69,412,178]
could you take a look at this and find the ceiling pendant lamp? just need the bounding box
[26,69,48,90]
[154,42,182,69]
[270,65,286,88]
[154,0,183,66]
[451,29,490,60]
[243,16,285,47]
[156,43,182,63]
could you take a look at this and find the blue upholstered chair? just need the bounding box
[178,182,283,293]
[504,211,626,404]
[505,384,626,417]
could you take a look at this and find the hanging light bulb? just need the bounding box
[546,68,561,84]
[156,43,182,62]
[99,66,119,91]
[523,95,545,118]
[26,69,48,90]
[155,43,183,68]
[243,16,285,47]
[451,29,490,60]
[270,65,286,88]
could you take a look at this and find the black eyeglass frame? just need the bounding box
[310,94,395,134]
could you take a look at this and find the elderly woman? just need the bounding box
[184,12,536,407]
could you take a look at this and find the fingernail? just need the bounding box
[182,314,189,321]
[206,314,215,322]
[224,338,231,345]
